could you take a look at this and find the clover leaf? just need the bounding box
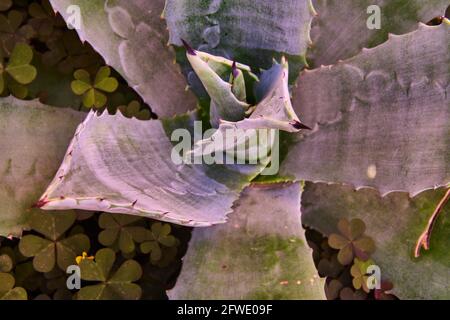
[0,43,37,98]
[0,10,35,56]
[328,218,376,265]
[0,252,13,272]
[140,222,178,266]
[76,248,142,300]
[339,287,367,300]
[118,100,151,120]
[325,279,344,300]
[43,30,102,74]
[350,257,375,293]
[40,267,74,299]
[374,280,396,300]
[0,0,12,12]
[13,261,42,292]
[71,66,118,108]
[317,253,343,278]
[5,42,37,84]
[0,272,27,300]
[18,211,90,273]
[98,213,148,254]
[28,0,63,44]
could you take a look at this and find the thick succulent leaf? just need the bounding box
[301,183,450,299]
[283,23,450,196]
[164,0,316,65]
[49,0,197,117]
[168,183,325,299]
[309,0,449,66]
[39,111,267,226]
[0,97,85,237]
[245,59,304,131]
[189,59,305,163]
[185,49,248,123]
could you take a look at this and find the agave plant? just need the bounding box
[0,0,449,300]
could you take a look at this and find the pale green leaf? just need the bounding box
[165,0,316,66]
[168,183,325,299]
[49,0,197,117]
[283,23,450,195]
[309,0,450,66]
[188,59,306,165]
[186,49,248,123]
[0,97,85,237]
[38,111,267,226]
[301,182,450,299]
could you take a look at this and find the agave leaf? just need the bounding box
[185,49,256,127]
[185,48,248,123]
[0,97,85,237]
[49,0,197,117]
[168,183,325,299]
[244,58,304,132]
[38,111,268,226]
[164,0,316,67]
[282,23,450,196]
[301,182,450,299]
[188,58,306,164]
[309,0,449,66]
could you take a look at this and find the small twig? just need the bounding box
[414,188,450,258]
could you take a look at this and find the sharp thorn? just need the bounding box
[290,120,312,130]
[32,198,49,208]
[181,39,196,55]
[231,61,239,79]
